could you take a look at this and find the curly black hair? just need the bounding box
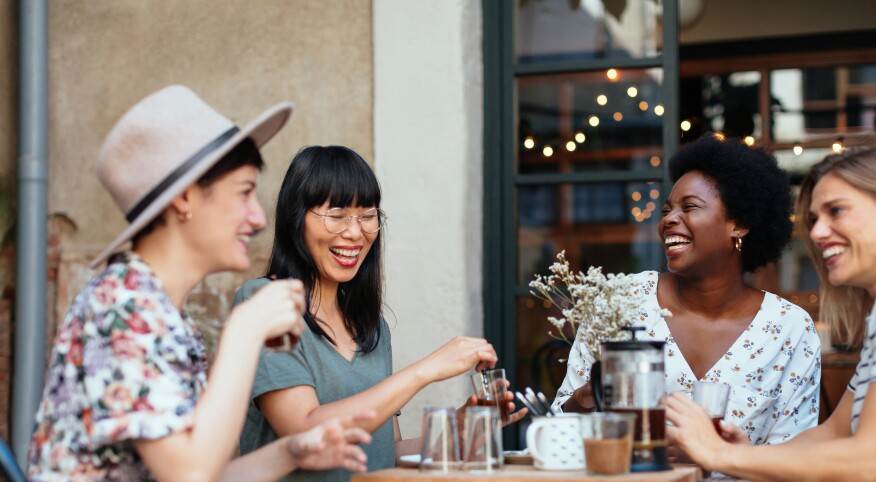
[668,133,793,273]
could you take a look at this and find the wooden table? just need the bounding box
[352,465,701,481]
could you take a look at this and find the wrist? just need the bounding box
[222,314,263,349]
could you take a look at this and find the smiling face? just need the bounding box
[809,172,876,294]
[185,164,266,274]
[659,171,742,276]
[304,200,378,289]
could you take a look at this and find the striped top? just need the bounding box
[849,303,876,433]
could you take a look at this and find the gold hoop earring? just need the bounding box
[734,236,743,252]
[177,211,192,223]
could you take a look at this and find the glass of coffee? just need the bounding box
[582,412,636,475]
[469,369,510,424]
[692,382,731,431]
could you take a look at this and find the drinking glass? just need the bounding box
[581,412,636,475]
[462,406,503,472]
[419,406,461,472]
[469,368,510,423]
[265,332,298,352]
[692,382,731,432]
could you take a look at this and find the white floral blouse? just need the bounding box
[552,271,821,445]
[848,303,876,433]
[27,252,208,481]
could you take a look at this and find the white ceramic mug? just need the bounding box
[525,414,585,470]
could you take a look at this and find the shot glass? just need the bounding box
[419,406,461,472]
[692,382,731,432]
[469,368,510,424]
[581,412,635,476]
[462,406,503,472]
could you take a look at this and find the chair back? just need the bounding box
[0,437,27,482]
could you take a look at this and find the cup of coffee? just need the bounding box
[525,414,585,470]
[581,412,635,475]
[469,369,510,424]
[419,407,461,472]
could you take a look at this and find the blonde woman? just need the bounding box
[666,147,876,481]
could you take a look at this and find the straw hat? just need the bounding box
[90,85,293,268]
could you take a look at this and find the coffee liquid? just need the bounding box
[710,417,723,432]
[611,407,670,471]
[265,332,299,351]
[584,435,633,475]
[476,397,509,424]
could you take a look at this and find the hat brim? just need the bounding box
[89,101,294,269]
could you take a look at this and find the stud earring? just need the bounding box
[734,236,743,252]
[177,211,192,223]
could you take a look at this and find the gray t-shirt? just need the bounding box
[235,278,395,482]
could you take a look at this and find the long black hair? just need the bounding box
[266,145,383,353]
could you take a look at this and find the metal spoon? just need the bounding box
[525,387,552,416]
[536,391,556,415]
[515,391,541,416]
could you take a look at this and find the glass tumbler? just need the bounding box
[419,406,461,472]
[462,406,503,472]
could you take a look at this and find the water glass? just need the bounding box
[419,406,461,472]
[462,406,503,472]
[469,368,510,423]
[692,382,731,431]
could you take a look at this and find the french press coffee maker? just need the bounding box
[593,326,671,472]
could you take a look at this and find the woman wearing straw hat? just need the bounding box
[26,86,373,481]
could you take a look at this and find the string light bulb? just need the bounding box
[744,136,755,146]
[523,136,535,149]
[606,68,618,81]
[574,131,586,143]
[565,141,576,152]
[793,144,803,156]
[543,145,554,157]
[832,137,844,153]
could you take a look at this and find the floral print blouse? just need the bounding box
[848,303,876,433]
[552,271,821,445]
[27,252,208,482]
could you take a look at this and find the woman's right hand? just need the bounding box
[228,279,306,341]
[415,336,498,383]
[562,383,597,412]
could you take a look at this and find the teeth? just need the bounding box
[823,246,845,259]
[238,235,251,245]
[331,247,360,258]
[664,236,691,246]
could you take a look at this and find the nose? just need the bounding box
[340,216,364,239]
[809,217,830,243]
[249,197,267,230]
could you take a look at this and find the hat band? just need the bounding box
[125,126,241,223]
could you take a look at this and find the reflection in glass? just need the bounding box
[679,71,762,143]
[517,69,664,173]
[771,64,876,143]
[517,181,663,285]
[516,0,660,64]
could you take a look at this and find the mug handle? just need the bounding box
[525,418,548,464]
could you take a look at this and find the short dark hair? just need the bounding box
[132,137,264,244]
[668,133,793,273]
[266,145,383,354]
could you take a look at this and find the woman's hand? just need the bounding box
[457,392,529,429]
[415,336,498,383]
[284,411,376,472]
[562,383,597,413]
[228,279,306,341]
[664,392,728,471]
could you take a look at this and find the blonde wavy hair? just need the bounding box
[796,147,876,349]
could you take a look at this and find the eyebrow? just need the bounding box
[665,195,706,205]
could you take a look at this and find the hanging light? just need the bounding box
[680,120,691,131]
[575,131,586,143]
[793,144,803,156]
[542,145,554,157]
[596,94,608,106]
[650,155,661,167]
[588,115,600,127]
[832,137,844,152]
[654,105,664,116]
[631,192,642,201]
[565,141,576,152]
[639,101,649,111]
[627,86,638,97]
[523,136,535,149]
[613,112,623,122]
[606,68,619,81]
[743,136,755,146]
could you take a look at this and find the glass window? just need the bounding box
[516,0,661,64]
[517,68,665,173]
[516,181,664,285]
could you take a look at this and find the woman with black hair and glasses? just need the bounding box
[234,145,523,482]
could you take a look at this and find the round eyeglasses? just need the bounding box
[310,207,386,234]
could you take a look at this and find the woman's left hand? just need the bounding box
[664,392,727,471]
[284,411,375,472]
[458,393,529,427]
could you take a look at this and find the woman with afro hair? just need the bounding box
[552,133,821,455]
